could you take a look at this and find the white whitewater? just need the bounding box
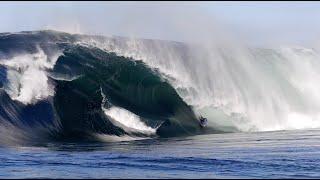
[100,89,156,135]
[0,47,61,105]
[103,106,156,135]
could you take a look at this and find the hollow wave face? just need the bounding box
[51,44,203,138]
[1,30,320,145]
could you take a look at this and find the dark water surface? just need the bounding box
[1,129,320,179]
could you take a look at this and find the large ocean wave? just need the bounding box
[0,30,320,145]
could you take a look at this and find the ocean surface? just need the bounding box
[1,129,320,179]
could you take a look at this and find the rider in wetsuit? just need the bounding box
[199,116,208,128]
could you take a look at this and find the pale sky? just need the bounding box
[0,1,319,47]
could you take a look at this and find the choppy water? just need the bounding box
[1,129,320,179]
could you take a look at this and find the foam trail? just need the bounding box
[94,133,151,142]
[103,106,156,135]
[99,88,156,135]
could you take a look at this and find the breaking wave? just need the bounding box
[0,30,320,145]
